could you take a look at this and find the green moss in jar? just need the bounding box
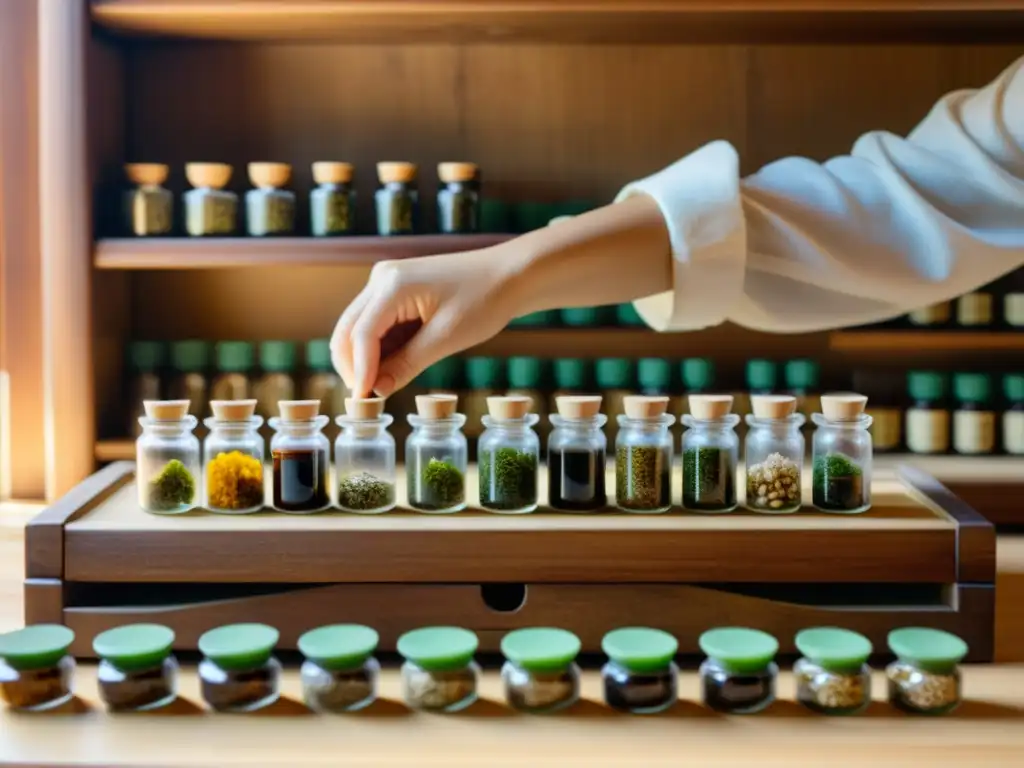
[408,458,464,510]
[812,453,864,511]
[147,459,196,511]
[682,446,735,511]
[479,447,537,510]
[311,162,355,236]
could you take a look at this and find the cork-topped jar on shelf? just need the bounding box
[269,400,331,513]
[310,161,355,237]
[123,163,173,236]
[615,395,674,514]
[682,394,739,513]
[437,162,480,234]
[136,400,200,515]
[335,397,397,515]
[744,395,803,514]
[548,395,607,512]
[203,399,265,514]
[184,162,237,236]
[406,394,468,514]
[375,162,418,236]
[812,394,873,514]
[478,396,539,515]
[246,163,296,236]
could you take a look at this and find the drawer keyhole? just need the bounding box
[480,583,527,613]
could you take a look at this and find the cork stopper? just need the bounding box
[820,393,868,421]
[344,397,385,419]
[143,400,190,421]
[437,162,478,183]
[415,394,458,419]
[185,162,232,190]
[210,399,258,421]
[623,395,669,419]
[556,395,603,419]
[125,163,168,186]
[486,395,532,420]
[278,399,321,421]
[377,162,417,184]
[751,395,797,419]
[248,162,292,189]
[688,394,734,420]
[312,161,354,184]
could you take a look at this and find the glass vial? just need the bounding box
[335,397,396,514]
[299,624,379,713]
[479,396,540,514]
[210,341,254,402]
[0,625,75,712]
[1004,374,1024,455]
[398,627,479,712]
[126,341,165,438]
[548,395,608,512]
[203,399,265,514]
[94,624,178,712]
[184,162,237,236]
[616,396,674,513]
[406,395,468,513]
[699,627,779,714]
[794,627,872,716]
[168,340,210,424]
[269,400,331,513]
[601,627,678,714]
[198,624,281,713]
[952,373,995,455]
[744,395,804,514]
[907,301,951,327]
[906,372,950,455]
[136,400,200,515]
[437,162,480,234]
[811,394,873,514]
[682,394,739,513]
[886,627,966,715]
[124,163,173,236]
[375,161,418,235]
[956,291,993,327]
[310,161,355,236]
[502,628,581,714]
[245,162,295,236]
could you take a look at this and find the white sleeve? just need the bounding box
[616,56,1024,333]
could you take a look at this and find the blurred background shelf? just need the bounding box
[830,331,1024,352]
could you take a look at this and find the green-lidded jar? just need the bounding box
[127,341,166,437]
[428,356,464,393]
[184,163,237,236]
[561,306,613,327]
[464,356,503,442]
[1004,374,1024,455]
[211,341,254,402]
[509,310,559,328]
[514,202,558,233]
[198,623,281,713]
[794,627,872,715]
[94,623,178,712]
[679,357,715,419]
[255,340,298,421]
[376,162,418,236]
[502,628,581,713]
[479,199,512,233]
[952,373,995,455]
[299,624,380,713]
[437,162,480,234]
[310,162,355,236]
[747,359,777,395]
[601,627,679,713]
[0,625,76,712]
[552,358,589,395]
[124,163,173,236]
[398,626,479,712]
[303,339,346,419]
[168,340,210,422]
[596,357,635,445]
[785,359,820,425]
[699,627,779,714]
[246,163,296,236]
[616,302,647,327]
[906,371,949,455]
[508,356,549,442]
[886,628,967,715]
[557,200,596,218]
[637,358,671,395]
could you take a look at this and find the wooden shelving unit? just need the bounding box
[830,330,1024,352]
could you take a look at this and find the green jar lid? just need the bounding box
[128,341,165,372]
[515,202,557,233]
[509,310,559,328]
[594,358,634,389]
[558,200,595,217]
[92,623,175,671]
[430,357,463,389]
[887,627,967,674]
[479,199,511,233]
[746,359,777,391]
[0,625,74,671]
[169,340,210,372]
[397,626,478,672]
[198,623,279,670]
[306,339,333,371]
[507,356,543,388]
[561,307,601,327]
[784,359,820,390]
[637,358,671,391]
[615,303,646,327]
[699,627,779,674]
[1005,374,1024,402]
[908,371,946,401]
[465,357,503,389]
[501,627,581,673]
[553,358,588,390]
[216,341,254,373]
[298,624,379,671]
[260,340,297,372]
[601,627,678,674]
[794,627,872,674]
[681,358,715,390]
[953,372,991,404]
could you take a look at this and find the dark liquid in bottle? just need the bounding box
[548,448,606,511]
[272,448,328,511]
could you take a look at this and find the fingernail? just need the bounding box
[374,374,396,398]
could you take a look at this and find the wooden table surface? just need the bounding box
[4,501,1024,766]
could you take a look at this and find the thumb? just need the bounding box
[373,320,453,397]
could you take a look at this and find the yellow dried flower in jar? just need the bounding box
[206,451,264,512]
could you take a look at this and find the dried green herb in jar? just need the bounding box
[184,163,237,236]
[812,453,864,511]
[311,162,355,236]
[124,164,173,236]
[147,459,196,511]
[409,458,465,511]
[615,445,670,511]
[338,471,395,511]
[683,446,736,511]
[246,163,296,236]
[479,448,537,511]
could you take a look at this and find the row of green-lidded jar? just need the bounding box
[0,623,967,717]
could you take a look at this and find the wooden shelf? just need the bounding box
[829,330,1024,352]
[95,439,134,462]
[90,1,1024,43]
[93,235,513,269]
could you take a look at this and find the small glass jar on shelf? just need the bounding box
[682,395,739,513]
[699,627,779,714]
[615,396,674,513]
[136,400,200,515]
[886,627,966,715]
[952,373,996,455]
[794,627,872,716]
[184,162,237,236]
[744,395,804,514]
[548,395,607,512]
[906,371,950,455]
[956,290,994,327]
[406,395,467,513]
[204,399,265,514]
[437,162,480,234]
[299,624,380,713]
[601,627,678,714]
[198,623,281,713]
[310,161,355,236]
[811,394,873,514]
[335,397,396,514]
[0,625,75,712]
[907,301,951,328]
[398,627,479,712]
[1004,374,1024,456]
[245,162,296,236]
[269,400,331,513]
[502,628,581,714]
[375,161,418,236]
[478,396,539,514]
[124,163,173,236]
[94,623,178,712]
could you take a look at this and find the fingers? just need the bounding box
[330,289,371,390]
[374,311,456,397]
[351,288,402,398]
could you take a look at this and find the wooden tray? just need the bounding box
[24,462,995,660]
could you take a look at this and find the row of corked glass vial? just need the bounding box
[134,390,873,515]
[0,623,967,718]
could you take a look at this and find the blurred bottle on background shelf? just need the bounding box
[952,373,996,455]
[303,339,348,441]
[210,341,254,402]
[615,303,646,328]
[551,359,589,403]
[905,371,950,455]
[463,357,503,457]
[679,358,715,422]
[254,341,297,422]
[168,340,210,425]
[853,369,904,454]
[956,289,994,328]
[784,359,820,430]
[595,358,635,447]
[127,341,165,437]
[507,357,549,444]
[1004,374,1024,455]
[906,301,951,328]
[1002,269,1024,329]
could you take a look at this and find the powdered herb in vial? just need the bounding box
[615,445,671,511]
[337,472,394,512]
